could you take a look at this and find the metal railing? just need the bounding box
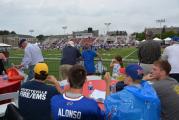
[6,57,138,79]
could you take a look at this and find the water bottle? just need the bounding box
[2,71,8,80]
[110,84,116,93]
[88,82,94,94]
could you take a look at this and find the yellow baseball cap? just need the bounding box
[34,63,48,75]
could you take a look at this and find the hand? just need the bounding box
[104,72,111,84]
[46,75,58,84]
[143,74,155,81]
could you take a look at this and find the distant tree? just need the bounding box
[135,32,145,41]
[10,31,16,34]
[36,34,45,43]
[0,30,10,35]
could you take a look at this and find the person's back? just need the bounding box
[138,40,161,64]
[105,81,160,120]
[104,64,160,120]
[24,43,44,65]
[61,46,81,65]
[82,49,97,74]
[18,63,58,120]
[153,77,179,120]
[51,65,104,120]
[51,93,104,120]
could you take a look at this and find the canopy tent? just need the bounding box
[153,37,162,41]
[141,39,146,42]
[0,43,11,47]
[164,37,171,41]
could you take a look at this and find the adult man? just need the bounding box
[162,38,179,82]
[145,60,179,120]
[51,65,104,120]
[104,64,160,120]
[0,52,7,75]
[138,31,161,75]
[18,63,60,120]
[82,43,99,75]
[17,39,44,81]
[61,41,81,65]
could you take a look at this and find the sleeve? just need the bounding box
[50,96,58,120]
[22,48,32,68]
[161,48,168,60]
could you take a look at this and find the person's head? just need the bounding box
[67,41,74,47]
[151,59,171,80]
[34,63,49,81]
[145,30,153,40]
[60,65,72,80]
[84,43,91,50]
[124,64,144,85]
[18,39,27,49]
[115,55,123,67]
[68,65,87,89]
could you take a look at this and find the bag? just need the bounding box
[95,60,107,75]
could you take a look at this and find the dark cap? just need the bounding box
[18,39,26,47]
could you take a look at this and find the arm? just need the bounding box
[110,59,115,68]
[104,72,111,97]
[46,75,62,93]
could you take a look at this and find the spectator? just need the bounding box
[61,41,81,65]
[110,55,123,79]
[82,43,99,75]
[138,31,161,75]
[162,38,179,82]
[0,52,7,75]
[145,59,179,120]
[16,39,44,81]
[104,64,160,120]
[18,63,60,120]
[51,65,104,120]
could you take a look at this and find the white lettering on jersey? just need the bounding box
[20,88,47,100]
[58,108,81,119]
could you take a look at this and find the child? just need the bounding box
[110,55,123,79]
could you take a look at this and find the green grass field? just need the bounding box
[7,47,138,79]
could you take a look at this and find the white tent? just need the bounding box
[141,39,146,42]
[164,37,171,41]
[164,37,171,45]
[153,37,162,41]
[0,43,11,47]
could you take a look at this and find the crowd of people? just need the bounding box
[1,30,179,120]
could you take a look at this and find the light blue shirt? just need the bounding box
[22,43,44,68]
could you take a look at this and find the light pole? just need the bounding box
[156,19,165,39]
[62,26,67,35]
[104,23,111,35]
[29,29,34,36]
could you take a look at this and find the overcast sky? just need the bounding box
[0,0,179,36]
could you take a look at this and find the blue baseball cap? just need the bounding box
[125,64,144,80]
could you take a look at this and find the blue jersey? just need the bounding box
[51,94,104,120]
[82,50,97,74]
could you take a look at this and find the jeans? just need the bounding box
[27,65,35,81]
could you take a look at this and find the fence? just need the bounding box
[6,57,138,79]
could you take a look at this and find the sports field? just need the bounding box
[8,47,138,79]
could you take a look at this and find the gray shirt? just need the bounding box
[153,77,179,120]
[138,40,161,64]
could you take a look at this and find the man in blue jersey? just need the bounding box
[82,43,100,75]
[51,65,104,120]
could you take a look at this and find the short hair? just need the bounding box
[68,65,86,89]
[34,71,48,81]
[60,65,72,80]
[153,59,171,75]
